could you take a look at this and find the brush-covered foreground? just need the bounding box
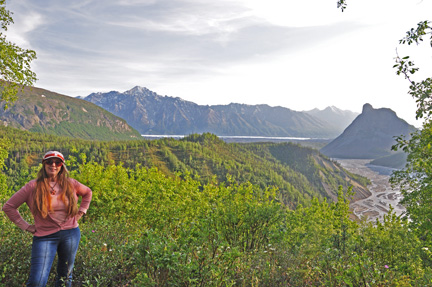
[1,157,432,286]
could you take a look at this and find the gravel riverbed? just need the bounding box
[336,159,405,222]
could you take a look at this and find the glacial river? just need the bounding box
[336,159,406,222]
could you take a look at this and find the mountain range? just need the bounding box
[84,86,358,138]
[0,84,416,170]
[0,84,360,141]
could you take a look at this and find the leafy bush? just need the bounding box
[2,155,432,286]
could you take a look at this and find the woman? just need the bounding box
[2,151,92,287]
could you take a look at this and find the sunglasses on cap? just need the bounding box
[44,159,63,166]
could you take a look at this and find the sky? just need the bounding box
[5,0,432,127]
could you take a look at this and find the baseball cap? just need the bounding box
[42,151,65,163]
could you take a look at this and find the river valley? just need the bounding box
[336,159,406,222]
[142,136,404,222]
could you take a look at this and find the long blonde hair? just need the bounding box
[33,162,78,218]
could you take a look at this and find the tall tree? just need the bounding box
[391,21,432,242]
[0,0,37,109]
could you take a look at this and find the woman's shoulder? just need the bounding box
[16,179,37,195]
[25,179,38,188]
[67,177,91,195]
[68,177,83,187]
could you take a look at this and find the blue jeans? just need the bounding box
[27,227,81,287]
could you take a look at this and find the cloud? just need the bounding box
[4,0,432,127]
[7,0,365,89]
[4,11,43,48]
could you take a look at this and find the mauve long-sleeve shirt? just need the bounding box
[2,178,92,237]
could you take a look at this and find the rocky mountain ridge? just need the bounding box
[84,86,358,138]
[320,103,417,160]
[304,106,359,133]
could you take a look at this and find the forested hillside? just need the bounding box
[0,126,369,208]
[0,85,141,140]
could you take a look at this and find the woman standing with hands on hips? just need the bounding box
[2,151,92,287]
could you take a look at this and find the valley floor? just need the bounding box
[336,159,405,222]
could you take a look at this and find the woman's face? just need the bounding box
[44,158,63,179]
